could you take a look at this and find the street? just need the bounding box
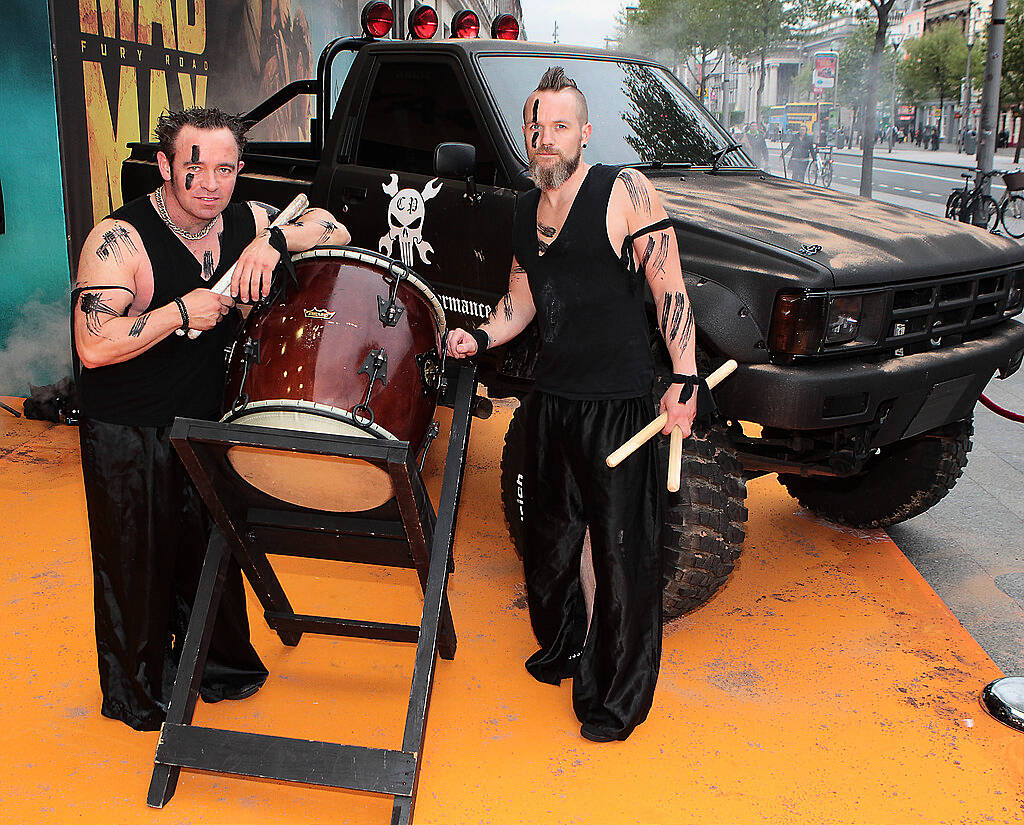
[753,144,1024,675]
[761,143,1020,218]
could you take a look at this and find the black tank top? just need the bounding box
[77,195,256,426]
[513,164,653,399]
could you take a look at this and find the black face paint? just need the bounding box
[531,99,540,148]
[190,144,200,163]
[185,173,194,190]
[202,250,215,281]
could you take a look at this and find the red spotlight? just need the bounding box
[361,1,393,38]
[409,4,439,39]
[491,14,519,40]
[451,9,480,39]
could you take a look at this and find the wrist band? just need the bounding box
[469,328,490,354]
[669,373,700,403]
[173,296,189,331]
[267,225,288,255]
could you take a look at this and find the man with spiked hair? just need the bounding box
[72,107,350,730]
[447,68,698,741]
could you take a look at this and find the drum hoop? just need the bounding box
[292,246,447,336]
[221,398,399,440]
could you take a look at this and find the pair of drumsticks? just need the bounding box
[176,194,310,339]
[606,359,738,492]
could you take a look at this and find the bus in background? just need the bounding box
[767,102,835,142]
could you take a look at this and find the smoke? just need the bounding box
[0,293,73,397]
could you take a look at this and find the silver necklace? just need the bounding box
[152,187,217,241]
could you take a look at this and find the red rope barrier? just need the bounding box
[980,393,1024,423]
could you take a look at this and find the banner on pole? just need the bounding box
[812,52,838,96]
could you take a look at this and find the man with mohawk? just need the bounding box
[447,67,699,741]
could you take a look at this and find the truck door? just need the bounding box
[328,56,516,332]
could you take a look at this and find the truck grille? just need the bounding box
[885,268,1023,351]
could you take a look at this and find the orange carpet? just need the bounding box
[1,396,1020,824]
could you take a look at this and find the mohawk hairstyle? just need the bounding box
[528,66,589,125]
[154,107,248,163]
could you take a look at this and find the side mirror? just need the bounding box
[434,142,477,178]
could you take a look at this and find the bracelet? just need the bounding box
[173,297,189,331]
[669,373,700,403]
[469,328,490,354]
[267,225,289,256]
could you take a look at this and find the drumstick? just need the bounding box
[605,359,738,468]
[179,194,309,339]
[667,426,683,492]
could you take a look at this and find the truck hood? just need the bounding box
[653,172,1024,287]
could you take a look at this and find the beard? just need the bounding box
[528,144,582,190]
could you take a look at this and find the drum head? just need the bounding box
[224,404,396,512]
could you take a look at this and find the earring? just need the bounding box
[582,142,588,148]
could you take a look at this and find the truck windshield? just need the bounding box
[476,55,752,168]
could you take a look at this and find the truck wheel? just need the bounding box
[778,418,973,528]
[499,371,749,621]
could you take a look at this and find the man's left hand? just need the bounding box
[231,233,281,303]
[660,383,697,437]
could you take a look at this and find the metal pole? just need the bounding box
[889,41,899,152]
[974,0,1007,218]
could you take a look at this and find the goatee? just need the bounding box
[529,146,582,190]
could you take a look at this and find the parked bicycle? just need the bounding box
[945,170,1000,231]
[817,145,834,188]
[996,169,1024,239]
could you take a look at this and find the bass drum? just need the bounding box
[222,247,446,513]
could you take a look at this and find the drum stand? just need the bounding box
[147,360,481,824]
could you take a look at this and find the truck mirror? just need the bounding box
[434,142,477,178]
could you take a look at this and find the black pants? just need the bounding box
[79,418,267,731]
[521,392,662,740]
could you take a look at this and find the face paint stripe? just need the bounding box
[190,144,200,164]
[185,173,194,190]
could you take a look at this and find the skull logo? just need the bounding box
[379,174,442,266]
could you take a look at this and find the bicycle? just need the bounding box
[818,145,834,188]
[944,170,1000,231]
[996,169,1024,239]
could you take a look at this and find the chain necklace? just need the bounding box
[152,186,217,241]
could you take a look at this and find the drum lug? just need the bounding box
[418,420,440,472]
[416,348,442,396]
[354,348,388,426]
[230,337,261,414]
[378,265,407,327]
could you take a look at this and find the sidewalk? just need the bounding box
[831,142,1021,169]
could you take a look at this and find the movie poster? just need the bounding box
[51,0,358,261]
[811,52,838,96]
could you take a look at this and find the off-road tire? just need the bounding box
[778,418,973,528]
[499,352,749,620]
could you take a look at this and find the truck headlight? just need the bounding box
[769,291,886,355]
[825,296,862,344]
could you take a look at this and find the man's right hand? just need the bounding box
[446,328,479,359]
[182,288,235,330]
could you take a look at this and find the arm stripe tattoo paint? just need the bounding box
[660,293,672,338]
[502,293,514,323]
[128,314,149,338]
[618,170,651,214]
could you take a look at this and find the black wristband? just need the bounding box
[173,296,189,331]
[267,225,289,256]
[669,373,700,403]
[469,328,490,354]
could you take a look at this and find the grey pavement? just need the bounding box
[756,145,1024,674]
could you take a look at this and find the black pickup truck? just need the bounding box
[122,27,1024,618]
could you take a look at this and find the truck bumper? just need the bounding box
[714,320,1024,445]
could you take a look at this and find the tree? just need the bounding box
[900,23,968,145]
[806,0,902,196]
[730,1,800,119]
[970,0,1024,161]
